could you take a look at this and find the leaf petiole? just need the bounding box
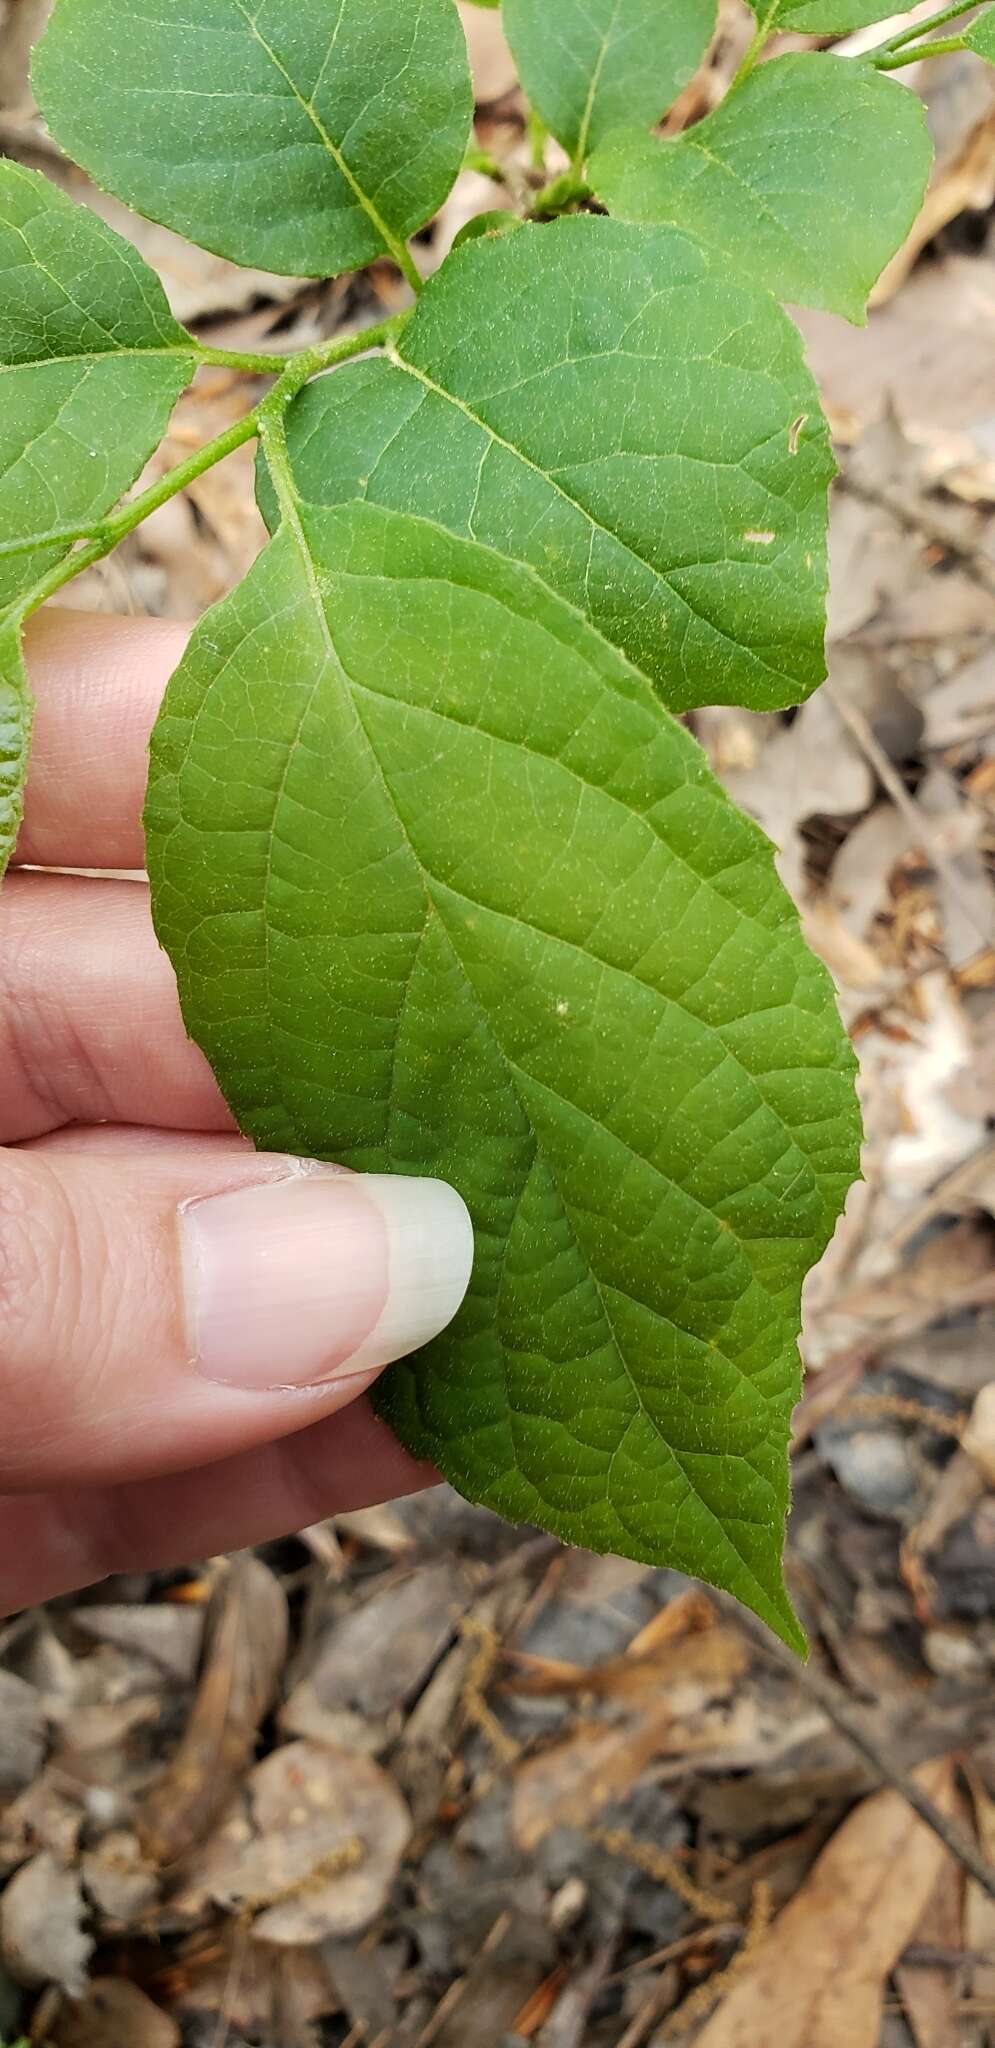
[873,31,967,66]
[530,168,592,216]
[865,0,983,62]
[0,312,411,631]
[732,0,780,88]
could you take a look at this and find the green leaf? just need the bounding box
[502,0,717,160]
[965,7,995,60]
[146,498,860,1647]
[0,623,31,882]
[262,217,834,714]
[33,0,473,282]
[0,163,196,611]
[590,56,931,323]
[452,209,523,250]
[748,0,911,25]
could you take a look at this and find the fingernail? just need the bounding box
[180,1169,473,1390]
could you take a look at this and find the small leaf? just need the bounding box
[502,0,717,160]
[0,622,30,882]
[590,55,932,323]
[33,0,473,281]
[452,209,523,250]
[748,0,912,24]
[146,499,861,1646]
[0,163,196,609]
[965,8,995,60]
[264,217,833,713]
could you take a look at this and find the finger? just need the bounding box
[0,874,230,1141]
[0,1402,434,1613]
[17,609,189,871]
[0,1140,472,1491]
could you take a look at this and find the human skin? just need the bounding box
[0,610,474,1613]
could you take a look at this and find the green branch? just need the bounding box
[866,0,982,62]
[2,313,410,630]
[530,168,591,217]
[874,32,967,67]
[732,0,780,88]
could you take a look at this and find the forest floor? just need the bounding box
[2,3,995,2043]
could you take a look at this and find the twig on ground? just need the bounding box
[825,680,992,953]
[728,1604,995,1903]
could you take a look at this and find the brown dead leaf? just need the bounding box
[332,1502,417,1554]
[81,1829,159,1929]
[514,1713,683,1853]
[964,1766,995,2011]
[173,1924,336,2034]
[139,1555,288,1868]
[870,56,995,306]
[505,1612,746,1706]
[199,1739,412,1944]
[692,1758,957,2048]
[0,1669,45,1792]
[722,688,872,899]
[0,1850,93,1996]
[895,1833,964,2048]
[49,1978,180,2048]
[291,1561,471,1722]
[72,1603,204,1688]
[961,1381,995,1487]
[512,1631,749,1850]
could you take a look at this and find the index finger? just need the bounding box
[16,609,191,870]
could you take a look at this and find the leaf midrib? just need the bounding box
[230,0,411,271]
[0,346,195,374]
[574,0,622,164]
[267,514,787,1623]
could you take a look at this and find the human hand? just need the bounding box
[0,611,474,1613]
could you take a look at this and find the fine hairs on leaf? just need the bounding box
[5,0,992,1642]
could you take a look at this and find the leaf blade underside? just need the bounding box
[590,56,933,324]
[0,162,196,611]
[145,499,861,1647]
[33,0,474,279]
[262,217,835,715]
[502,0,718,160]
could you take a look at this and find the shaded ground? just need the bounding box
[2,3,995,2042]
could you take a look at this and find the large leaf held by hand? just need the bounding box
[0,164,196,611]
[502,0,717,160]
[590,56,932,323]
[146,500,861,1647]
[262,218,833,713]
[33,0,473,279]
[0,622,30,880]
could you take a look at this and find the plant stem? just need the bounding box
[257,405,301,532]
[732,0,779,88]
[866,0,982,58]
[530,169,591,217]
[2,312,410,630]
[463,141,506,183]
[527,111,550,172]
[193,342,295,374]
[873,29,967,64]
[6,412,264,627]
